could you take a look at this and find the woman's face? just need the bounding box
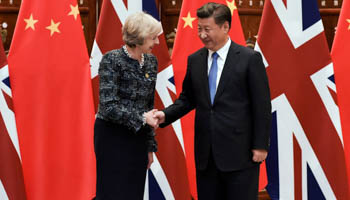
[138,34,160,54]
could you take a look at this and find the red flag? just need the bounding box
[8,0,96,199]
[332,0,350,192]
[171,1,252,197]
[90,1,192,199]
[0,40,26,199]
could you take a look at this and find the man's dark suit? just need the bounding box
[161,41,271,198]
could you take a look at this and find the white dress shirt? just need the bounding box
[207,38,231,89]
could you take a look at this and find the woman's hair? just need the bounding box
[122,12,162,48]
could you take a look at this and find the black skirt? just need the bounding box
[94,118,148,200]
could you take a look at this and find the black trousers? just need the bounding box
[94,118,148,200]
[196,153,260,200]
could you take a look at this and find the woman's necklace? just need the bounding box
[123,45,144,68]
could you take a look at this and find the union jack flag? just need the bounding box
[0,41,26,199]
[90,0,192,199]
[256,0,350,199]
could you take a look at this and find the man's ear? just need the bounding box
[223,21,230,33]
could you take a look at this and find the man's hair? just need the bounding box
[197,2,232,29]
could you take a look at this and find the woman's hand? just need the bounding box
[147,152,154,169]
[144,109,159,129]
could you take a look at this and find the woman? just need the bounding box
[94,12,161,199]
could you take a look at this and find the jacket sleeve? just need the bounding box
[146,57,158,152]
[98,53,144,133]
[160,56,196,127]
[247,51,272,151]
[145,127,157,152]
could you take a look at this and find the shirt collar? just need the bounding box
[208,38,231,60]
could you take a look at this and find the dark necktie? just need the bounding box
[208,52,218,104]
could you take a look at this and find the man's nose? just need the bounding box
[199,32,207,39]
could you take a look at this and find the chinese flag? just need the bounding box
[171,0,248,198]
[332,0,350,192]
[8,0,96,199]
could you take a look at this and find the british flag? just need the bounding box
[0,41,26,199]
[256,0,350,199]
[90,0,191,199]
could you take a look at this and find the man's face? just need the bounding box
[197,16,229,51]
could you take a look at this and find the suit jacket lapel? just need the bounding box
[198,49,211,106]
[214,42,240,103]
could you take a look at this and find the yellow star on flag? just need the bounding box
[24,14,38,30]
[226,0,237,16]
[68,4,80,20]
[182,12,196,29]
[46,19,61,36]
[347,19,350,30]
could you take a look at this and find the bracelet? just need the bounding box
[142,112,147,126]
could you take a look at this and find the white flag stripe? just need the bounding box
[143,172,149,200]
[0,180,9,200]
[90,41,103,79]
[0,66,21,160]
[272,94,336,199]
[0,91,21,159]
[271,0,324,48]
[254,42,269,68]
[311,63,343,145]
[111,0,143,25]
[150,155,175,200]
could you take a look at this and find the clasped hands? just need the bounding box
[143,109,165,129]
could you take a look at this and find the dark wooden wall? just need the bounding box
[0,0,21,52]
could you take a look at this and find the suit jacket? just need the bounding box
[161,42,271,171]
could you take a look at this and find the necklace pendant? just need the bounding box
[145,73,149,79]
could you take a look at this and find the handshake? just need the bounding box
[143,109,165,129]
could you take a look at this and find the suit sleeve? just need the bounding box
[160,57,196,127]
[248,51,272,151]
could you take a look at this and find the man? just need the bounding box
[154,2,271,199]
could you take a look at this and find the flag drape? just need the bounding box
[332,0,350,193]
[8,0,96,199]
[257,0,350,199]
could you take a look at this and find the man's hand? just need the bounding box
[252,149,268,163]
[153,111,165,125]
